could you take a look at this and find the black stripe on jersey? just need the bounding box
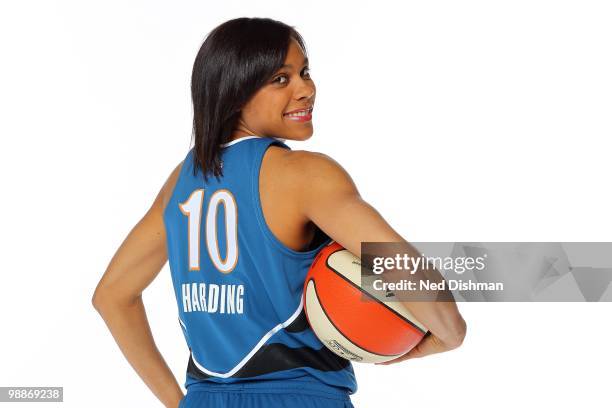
[186,342,350,380]
[283,308,309,333]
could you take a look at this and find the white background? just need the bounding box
[1,1,611,407]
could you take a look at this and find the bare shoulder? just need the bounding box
[259,146,360,250]
[158,160,185,212]
[271,147,359,196]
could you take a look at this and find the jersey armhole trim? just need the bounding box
[251,140,332,258]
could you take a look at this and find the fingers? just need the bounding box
[375,334,448,365]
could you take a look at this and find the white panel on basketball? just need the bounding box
[327,250,428,333]
[304,280,403,364]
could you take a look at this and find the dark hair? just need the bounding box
[190,17,308,182]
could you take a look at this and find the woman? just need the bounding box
[92,17,466,408]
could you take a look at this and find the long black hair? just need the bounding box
[190,17,308,182]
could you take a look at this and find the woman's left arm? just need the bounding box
[92,163,184,408]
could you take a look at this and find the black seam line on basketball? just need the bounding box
[308,278,398,358]
[324,248,427,335]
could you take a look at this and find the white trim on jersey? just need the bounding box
[185,294,305,378]
[220,135,261,147]
[220,135,286,148]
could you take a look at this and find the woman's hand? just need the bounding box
[376,325,466,365]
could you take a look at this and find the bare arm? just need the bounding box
[288,151,467,361]
[92,162,184,408]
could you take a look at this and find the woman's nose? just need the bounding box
[295,79,315,100]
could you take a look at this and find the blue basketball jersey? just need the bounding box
[163,135,357,394]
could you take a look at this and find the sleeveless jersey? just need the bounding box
[163,135,357,394]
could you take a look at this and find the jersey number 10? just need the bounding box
[179,188,238,274]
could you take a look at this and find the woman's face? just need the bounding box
[233,38,315,141]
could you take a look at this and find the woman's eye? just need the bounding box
[272,68,310,85]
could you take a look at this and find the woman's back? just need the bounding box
[162,135,357,394]
[93,17,465,408]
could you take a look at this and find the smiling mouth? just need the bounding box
[283,108,313,123]
[283,107,313,117]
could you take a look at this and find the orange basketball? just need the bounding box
[303,241,428,363]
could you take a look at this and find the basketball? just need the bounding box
[303,241,429,364]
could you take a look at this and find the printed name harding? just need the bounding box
[373,279,503,291]
[181,283,244,314]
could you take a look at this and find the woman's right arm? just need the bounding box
[283,150,467,361]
